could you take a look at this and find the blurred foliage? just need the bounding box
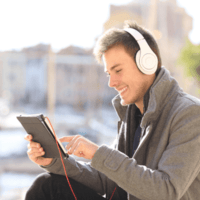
[177,38,200,82]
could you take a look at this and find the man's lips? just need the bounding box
[117,86,128,95]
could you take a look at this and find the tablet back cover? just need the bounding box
[17,114,66,158]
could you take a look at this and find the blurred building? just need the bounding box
[0,51,26,106]
[103,0,199,97]
[0,52,3,96]
[22,44,49,106]
[56,45,116,111]
[0,44,116,110]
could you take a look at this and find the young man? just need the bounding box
[24,20,200,200]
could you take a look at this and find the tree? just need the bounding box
[177,38,200,94]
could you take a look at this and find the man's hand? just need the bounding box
[24,134,53,166]
[59,135,99,160]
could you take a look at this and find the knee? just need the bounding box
[32,172,52,188]
[25,173,52,198]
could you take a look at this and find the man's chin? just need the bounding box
[120,99,128,106]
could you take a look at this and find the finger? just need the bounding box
[27,147,44,155]
[28,151,45,159]
[67,136,85,154]
[66,135,82,152]
[27,146,45,158]
[24,134,33,141]
[27,141,41,149]
[73,141,85,157]
[59,136,75,143]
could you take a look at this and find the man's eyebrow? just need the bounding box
[104,64,121,73]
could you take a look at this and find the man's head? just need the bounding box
[93,20,162,113]
[94,20,162,73]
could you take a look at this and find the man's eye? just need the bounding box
[116,70,121,73]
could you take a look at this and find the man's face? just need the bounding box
[103,45,155,112]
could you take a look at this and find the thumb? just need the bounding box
[59,136,75,143]
[24,134,33,141]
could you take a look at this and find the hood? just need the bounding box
[112,66,183,129]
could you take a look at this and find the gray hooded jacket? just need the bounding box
[41,66,200,200]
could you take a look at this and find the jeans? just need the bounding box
[25,172,107,200]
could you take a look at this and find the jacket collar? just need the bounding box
[112,66,182,128]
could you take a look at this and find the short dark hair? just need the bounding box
[93,20,162,75]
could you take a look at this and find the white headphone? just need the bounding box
[124,28,158,75]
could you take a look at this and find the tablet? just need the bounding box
[17,114,69,158]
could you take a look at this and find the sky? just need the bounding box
[0,0,199,52]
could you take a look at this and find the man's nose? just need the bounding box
[108,75,119,88]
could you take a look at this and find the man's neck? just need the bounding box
[135,103,143,115]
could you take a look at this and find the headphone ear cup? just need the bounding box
[135,50,157,74]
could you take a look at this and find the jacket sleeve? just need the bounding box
[40,155,109,195]
[91,104,200,200]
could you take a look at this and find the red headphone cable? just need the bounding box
[46,117,77,200]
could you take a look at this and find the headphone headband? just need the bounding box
[124,28,144,41]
